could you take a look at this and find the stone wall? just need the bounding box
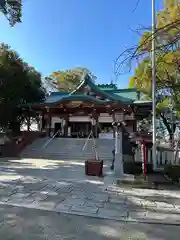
[0,131,41,157]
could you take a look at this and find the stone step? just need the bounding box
[22,153,112,157]
[20,153,112,158]
[20,156,112,161]
[22,148,113,153]
[21,150,112,155]
[20,151,112,157]
[20,137,114,161]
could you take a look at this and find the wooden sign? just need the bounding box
[115,113,124,121]
[71,101,83,105]
[66,101,83,108]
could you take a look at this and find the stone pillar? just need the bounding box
[114,125,124,177]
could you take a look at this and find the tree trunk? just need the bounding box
[174,139,180,164]
[160,113,175,143]
[169,133,174,141]
[27,117,31,132]
[10,121,20,136]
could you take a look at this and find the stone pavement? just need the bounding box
[0,204,180,240]
[0,157,180,226]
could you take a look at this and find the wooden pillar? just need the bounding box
[48,109,52,137]
[63,114,69,137]
[141,141,147,179]
[45,107,52,137]
[41,111,45,131]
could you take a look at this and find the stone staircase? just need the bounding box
[20,137,114,161]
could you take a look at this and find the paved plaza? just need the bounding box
[0,204,180,240]
[0,157,180,225]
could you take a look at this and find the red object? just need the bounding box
[85,160,103,177]
[142,141,147,177]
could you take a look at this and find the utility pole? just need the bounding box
[152,0,157,170]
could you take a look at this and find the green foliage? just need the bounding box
[0,0,22,26]
[164,164,180,183]
[129,0,180,140]
[129,52,180,93]
[138,0,180,53]
[129,54,180,139]
[47,67,96,92]
[129,58,152,94]
[0,43,45,133]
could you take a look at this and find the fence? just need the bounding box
[134,146,180,170]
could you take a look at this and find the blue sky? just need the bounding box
[0,0,163,88]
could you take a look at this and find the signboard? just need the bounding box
[115,113,124,121]
[69,116,90,122]
[66,101,83,107]
[70,101,83,105]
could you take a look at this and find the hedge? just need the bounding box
[164,164,180,183]
[123,161,153,175]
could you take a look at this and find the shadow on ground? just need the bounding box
[0,204,179,240]
[0,156,180,228]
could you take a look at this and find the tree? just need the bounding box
[0,43,45,134]
[114,0,180,75]
[114,0,180,142]
[129,51,180,141]
[129,51,180,92]
[0,0,22,26]
[46,67,96,92]
[139,0,180,53]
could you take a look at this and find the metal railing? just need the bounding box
[82,130,99,160]
[43,130,60,149]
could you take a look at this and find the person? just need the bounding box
[110,149,115,170]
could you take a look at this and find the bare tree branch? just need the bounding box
[114,19,180,76]
[132,0,141,13]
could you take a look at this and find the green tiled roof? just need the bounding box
[45,94,106,105]
[71,75,134,103]
[21,74,151,108]
[104,89,139,101]
[97,83,118,90]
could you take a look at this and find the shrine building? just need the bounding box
[21,74,152,175]
[27,74,151,141]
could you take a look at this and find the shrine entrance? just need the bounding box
[69,122,91,138]
[54,123,62,137]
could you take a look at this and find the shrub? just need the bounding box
[123,161,153,175]
[164,164,180,183]
[124,162,142,175]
